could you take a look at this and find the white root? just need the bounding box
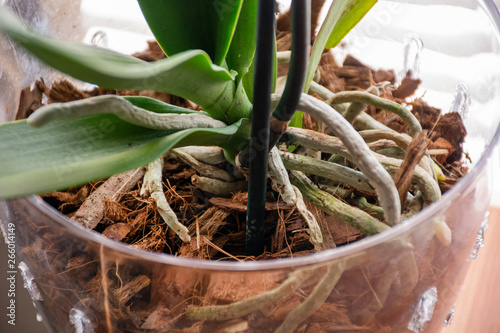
[171,148,234,182]
[277,50,292,63]
[433,218,452,247]
[317,183,351,199]
[72,168,145,229]
[360,129,436,179]
[191,175,247,197]
[268,147,297,205]
[276,94,401,226]
[173,146,226,165]
[285,128,441,206]
[185,266,320,321]
[343,84,382,124]
[359,129,412,148]
[308,81,392,132]
[285,127,349,157]
[292,185,323,246]
[328,91,422,135]
[185,256,367,323]
[28,95,227,130]
[141,158,190,242]
[375,153,441,203]
[280,151,373,193]
[275,261,346,333]
[290,171,389,235]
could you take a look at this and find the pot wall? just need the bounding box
[0,171,493,332]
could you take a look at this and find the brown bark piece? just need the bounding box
[41,185,90,212]
[306,202,337,251]
[102,223,131,241]
[205,273,279,303]
[277,32,292,77]
[434,112,467,164]
[393,131,429,210]
[271,215,287,253]
[410,99,441,130]
[373,69,396,84]
[130,225,166,252]
[72,168,145,229]
[342,55,366,67]
[335,66,374,91]
[276,31,292,52]
[187,207,230,236]
[428,137,454,164]
[15,81,43,120]
[318,52,345,93]
[325,215,363,245]
[209,197,293,212]
[132,40,166,62]
[112,275,151,305]
[393,75,421,99]
[103,198,130,222]
[41,79,93,103]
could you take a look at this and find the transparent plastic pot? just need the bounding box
[1,1,499,332]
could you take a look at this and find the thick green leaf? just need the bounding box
[242,55,257,102]
[226,0,258,82]
[324,0,377,49]
[138,0,243,66]
[0,7,250,121]
[241,33,278,103]
[221,118,251,163]
[304,0,377,92]
[123,96,207,115]
[0,115,240,199]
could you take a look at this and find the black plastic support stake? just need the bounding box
[245,0,276,256]
[269,0,310,148]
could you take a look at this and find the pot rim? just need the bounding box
[13,0,500,271]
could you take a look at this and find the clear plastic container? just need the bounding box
[1,1,499,332]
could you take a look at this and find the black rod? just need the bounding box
[269,0,310,148]
[245,0,276,256]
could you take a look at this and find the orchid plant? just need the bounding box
[0,0,447,255]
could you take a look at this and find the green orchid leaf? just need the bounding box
[138,0,243,66]
[240,29,277,103]
[221,118,251,163]
[123,96,208,115]
[0,7,246,121]
[242,56,256,102]
[0,115,240,199]
[226,0,258,82]
[304,0,377,92]
[325,0,377,49]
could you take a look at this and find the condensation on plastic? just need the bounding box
[0,216,9,244]
[69,308,95,333]
[450,83,472,119]
[90,30,108,48]
[443,304,456,327]
[471,211,490,259]
[400,33,424,80]
[0,0,500,332]
[408,287,438,332]
[19,261,43,301]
